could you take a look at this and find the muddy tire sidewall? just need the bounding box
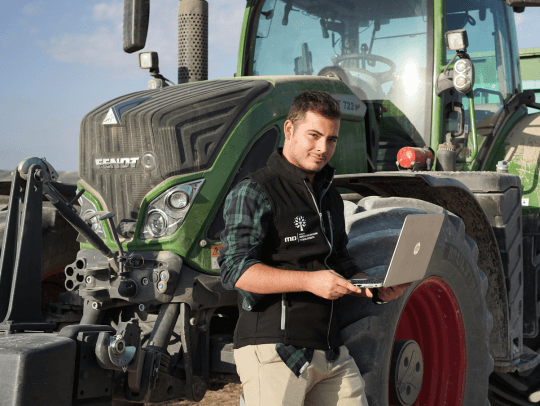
[339,213,492,406]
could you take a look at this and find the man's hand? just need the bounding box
[306,270,373,300]
[378,282,414,301]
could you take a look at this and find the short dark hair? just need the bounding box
[286,90,341,126]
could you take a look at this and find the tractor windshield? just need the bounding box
[250,0,433,163]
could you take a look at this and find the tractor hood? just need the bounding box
[78,79,272,224]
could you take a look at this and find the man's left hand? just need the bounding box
[378,282,414,301]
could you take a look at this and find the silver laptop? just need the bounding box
[349,213,445,288]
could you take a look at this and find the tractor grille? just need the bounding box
[79,80,272,225]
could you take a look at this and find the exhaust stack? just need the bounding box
[178,0,208,83]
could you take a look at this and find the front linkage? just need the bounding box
[0,157,225,405]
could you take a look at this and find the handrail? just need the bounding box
[457,90,478,163]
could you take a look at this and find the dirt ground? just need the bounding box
[148,383,243,406]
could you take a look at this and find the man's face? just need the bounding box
[282,111,340,178]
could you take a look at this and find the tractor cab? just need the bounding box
[241,0,522,171]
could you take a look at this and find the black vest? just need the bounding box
[234,150,346,350]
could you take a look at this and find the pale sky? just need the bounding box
[1,1,539,171]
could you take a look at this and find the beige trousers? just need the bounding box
[234,344,369,406]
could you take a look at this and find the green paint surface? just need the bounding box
[484,108,540,215]
[430,0,446,157]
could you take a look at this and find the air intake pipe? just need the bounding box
[178,0,208,83]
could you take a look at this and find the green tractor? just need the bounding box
[1,0,540,405]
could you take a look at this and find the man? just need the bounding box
[219,90,411,405]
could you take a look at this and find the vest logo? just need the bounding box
[95,157,140,169]
[294,216,306,232]
[285,216,318,243]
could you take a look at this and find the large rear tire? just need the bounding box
[488,370,540,406]
[488,215,540,406]
[338,196,494,406]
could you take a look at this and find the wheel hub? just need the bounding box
[393,277,467,406]
[389,339,423,405]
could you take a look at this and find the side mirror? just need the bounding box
[505,0,540,6]
[123,0,150,54]
[506,0,540,12]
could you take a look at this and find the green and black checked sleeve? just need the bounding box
[218,179,272,311]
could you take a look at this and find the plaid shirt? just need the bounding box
[219,178,357,377]
[218,179,270,311]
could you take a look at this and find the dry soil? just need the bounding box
[147,383,243,406]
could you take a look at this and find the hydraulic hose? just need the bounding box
[456,90,478,163]
[42,182,114,260]
[147,303,181,350]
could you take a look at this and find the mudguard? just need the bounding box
[495,112,540,214]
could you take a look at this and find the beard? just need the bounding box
[290,154,326,175]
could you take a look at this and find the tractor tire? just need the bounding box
[488,371,540,406]
[0,203,79,304]
[488,215,540,406]
[338,196,494,406]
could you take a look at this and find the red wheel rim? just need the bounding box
[392,277,466,406]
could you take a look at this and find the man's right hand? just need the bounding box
[306,270,372,300]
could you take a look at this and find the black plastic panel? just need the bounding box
[79,80,272,224]
[0,334,76,406]
[522,214,540,338]
[475,188,523,328]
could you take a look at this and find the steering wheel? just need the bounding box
[331,53,396,84]
[318,66,380,100]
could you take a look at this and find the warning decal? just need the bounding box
[211,244,224,270]
[211,244,224,257]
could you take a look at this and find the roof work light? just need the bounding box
[138,51,175,90]
[445,29,469,51]
[436,29,475,95]
[139,51,159,70]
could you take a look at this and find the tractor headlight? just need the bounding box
[147,210,168,237]
[168,191,189,210]
[454,59,469,74]
[453,58,474,94]
[78,191,106,239]
[141,180,204,239]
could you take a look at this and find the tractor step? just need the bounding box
[515,348,540,373]
[495,345,540,373]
